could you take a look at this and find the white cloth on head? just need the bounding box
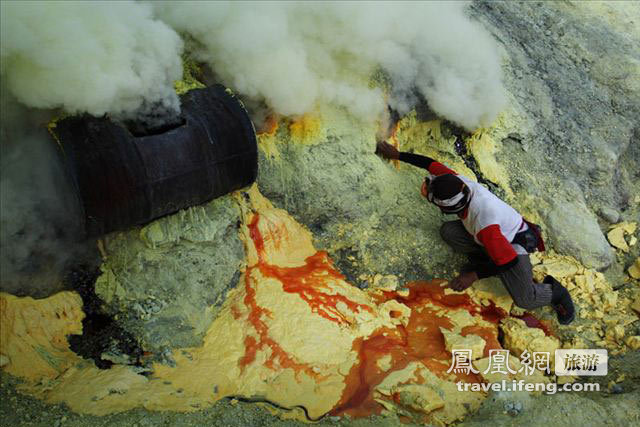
[433,191,465,207]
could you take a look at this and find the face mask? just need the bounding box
[425,176,470,214]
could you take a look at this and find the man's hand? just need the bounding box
[376,141,400,160]
[449,271,479,292]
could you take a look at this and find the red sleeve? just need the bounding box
[476,224,517,266]
[428,161,457,176]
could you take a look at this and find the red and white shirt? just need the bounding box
[427,162,527,267]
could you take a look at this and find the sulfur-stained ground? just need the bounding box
[2,350,639,427]
[2,1,640,426]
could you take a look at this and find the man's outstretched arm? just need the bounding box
[376,141,456,176]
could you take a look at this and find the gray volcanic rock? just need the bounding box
[470,0,639,268]
[545,198,614,270]
[599,207,621,224]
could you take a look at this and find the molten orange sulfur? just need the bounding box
[239,214,374,379]
[257,114,279,136]
[242,213,551,418]
[332,281,498,418]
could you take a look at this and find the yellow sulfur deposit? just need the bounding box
[393,112,477,180]
[0,185,497,424]
[625,336,640,350]
[440,328,486,360]
[288,113,326,145]
[607,221,637,253]
[465,114,516,198]
[7,195,631,422]
[628,257,640,279]
[0,292,84,381]
[466,277,513,314]
[374,362,484,425]
[173,56,205,95]
[500,318,560,368]
[530,250,638,351]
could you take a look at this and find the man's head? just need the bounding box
[422,174,470,214]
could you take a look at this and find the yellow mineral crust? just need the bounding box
[501,318,560,368]
[440,328,486,360]
[530,250,638,351]
[629,257,640,279]
[375,362,484,425]
[466,116,514,198]
[11,181,630,422]
[393,112,477,180]
[0,292,84,381]
[2,186,634,422]
[466,277,513,314]
[257,114,282,160]
[173,56,205,95]
[288,113,326,145]
[607,221,637,253]
[257,111,327,160]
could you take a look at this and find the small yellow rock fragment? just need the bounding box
[628,258,640,279]
[602,290,618,309]
[608,221,637,253]
[440,328,486,360]
[468,278,513,313]
[376,354,393,372]
[625,336,640,350]
[538,260,579,279]
[371,274,399,291]
[630,295,640,314]
[500,318,561,368]
[396,289,410,297]
[608,227,629,252]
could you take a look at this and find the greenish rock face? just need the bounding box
[257,108,467,288]
[95,195,245,352]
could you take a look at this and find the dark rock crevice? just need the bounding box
[65,265,145,370]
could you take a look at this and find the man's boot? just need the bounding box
[544,275,576,325]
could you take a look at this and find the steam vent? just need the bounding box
[1,2,639,427]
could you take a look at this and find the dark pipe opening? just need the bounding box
[51,85,258,237]
[125,115,187,138]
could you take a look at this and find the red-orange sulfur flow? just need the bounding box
[243,213,552,419]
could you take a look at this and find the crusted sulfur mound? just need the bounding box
[95,195,245,352]
[501,317,561,368]
[0,185,502,424]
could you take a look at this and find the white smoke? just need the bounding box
[0,87,96,297]
[1,1,505,129]
[0,1,183,120]
[154,1,506,130]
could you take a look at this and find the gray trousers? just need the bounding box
[440,220,553,309]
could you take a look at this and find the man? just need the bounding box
[376,141,575,324]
